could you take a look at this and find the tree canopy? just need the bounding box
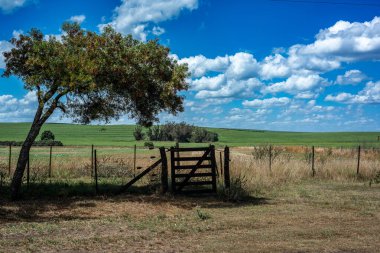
[2,22,189,126]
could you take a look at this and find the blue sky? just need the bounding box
[0,0,380,131]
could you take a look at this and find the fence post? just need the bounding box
[224,146,230,189]
[311,146,315,177]
[357,145,361,175]
[175,142,180,167]
[269,145,272,173]
[91,144,94,177]
[219,151,223,176]
[159,147,168,194]
[27,154,30,187]
[94,149,99,194]
[210,145,217,192]
[133,144,137,177]
[48,145,52,178]
[8,143,11,176]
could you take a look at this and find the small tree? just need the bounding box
[40,130,55,141]
[2,22,188,199]
[133,125,145,141]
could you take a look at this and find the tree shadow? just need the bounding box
[0,181,269,223]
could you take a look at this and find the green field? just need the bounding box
[0,122,379,147]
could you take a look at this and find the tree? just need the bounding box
[2,22,188,199]
[40,130,55,141]
[133,125,145,141]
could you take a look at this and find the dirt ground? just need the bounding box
[1,180,379,253]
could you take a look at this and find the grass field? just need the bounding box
[0,122,380,147]
[1,181,379,252]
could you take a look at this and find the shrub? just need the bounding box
[144,141,154,149]
[147,122,218,143]
[133,125,145,141]
[41,130,55,141]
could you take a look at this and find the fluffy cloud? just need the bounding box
[99,0,198,41]
[69,15,86,24]
[0,40,13,68]
[0,92,37,121]
[0,0,27,12]
[243,97,291,108]
[325,81,380,104]
[335,70,366,85]
[178,54,229,78]
[263,74,329,94]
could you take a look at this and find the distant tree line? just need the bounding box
[133,122,218,143]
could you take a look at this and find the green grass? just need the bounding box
[0,122,379,147]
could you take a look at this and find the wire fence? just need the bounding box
[0,144,379,195]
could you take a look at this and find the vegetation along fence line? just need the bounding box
[0,144,378,196]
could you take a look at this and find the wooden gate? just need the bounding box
[170,145,217,194]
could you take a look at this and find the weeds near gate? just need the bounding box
[195,208,211,220]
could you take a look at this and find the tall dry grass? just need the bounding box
[228,146,380,195]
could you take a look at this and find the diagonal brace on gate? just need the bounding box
[118,159,162,194]
[175,148,211,192]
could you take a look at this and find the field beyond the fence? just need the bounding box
[1,122,380,147]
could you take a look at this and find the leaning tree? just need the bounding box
[2,22,188,199]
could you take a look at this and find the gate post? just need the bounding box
[210,145,217,192]
[224,146,230,189]
[159,147,168,193]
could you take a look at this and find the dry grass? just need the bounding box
[0,181,379,252]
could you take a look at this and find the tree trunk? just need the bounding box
[10,102,44,200]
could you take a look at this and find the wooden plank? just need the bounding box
[174,172,213,178]
[180,181,213,186]
[179,189,215,195]
[176,148,211,191]
[118,159,162,193]
[173,156,211,161]
[171,147,210,152]
[173,164,212,169]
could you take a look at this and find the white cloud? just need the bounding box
[69,15,86,24]
[335,70,366,85]
[99,0,198,41]
[191,74,226,91]
[0,0,26,12]
[152,26,165,36]
[325,81,380,104]
[225,52,259,80]
[264,74,329,94]
[0,40,13,68]
[259,54,290,80]
[178,54,229,78]
[0,92,37,121]
[243,97,291,108]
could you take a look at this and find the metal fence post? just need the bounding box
[312,146,315,177]
[357,145,361,175]
[94,149,98,194]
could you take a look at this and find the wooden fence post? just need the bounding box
[91,144,94,177]
[210,145,217,192]
[219,151,223,176]
[175,142,180,167]
[48,145,52,178]
[159,147,168,193]
[8,143,11,176]
[224,146,230,189]
[269,145,272,173]
[311,146,315,177]
[133,144,137,177]
[94,149,99,194]
[27,154,30,187]
[357,145,361,175]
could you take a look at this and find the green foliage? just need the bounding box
[2,22,189,127]
[195,208,211,221]
[41,130,55,141]
[144,141,154,149]
[147,122,218,143]
[133,125,145,141]
[218,175,250,202]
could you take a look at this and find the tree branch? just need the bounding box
[39,90,69,124]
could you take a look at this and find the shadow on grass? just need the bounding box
[0,181,269,223]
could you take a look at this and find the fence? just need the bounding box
[0,144,379,196]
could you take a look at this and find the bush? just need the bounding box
[41,130,55,141]
[147,122,218,143]
[133,125,145,141]
[144,141,154,149]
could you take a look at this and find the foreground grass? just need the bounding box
[0,122,379,147]
[1,180,379,252]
